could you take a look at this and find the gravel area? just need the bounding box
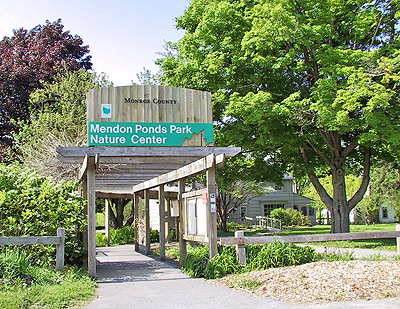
[215,261,400,304]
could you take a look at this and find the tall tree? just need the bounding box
[0,19,92,145]
[159,0,400,233]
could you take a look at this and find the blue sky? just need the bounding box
[0,0,189,85]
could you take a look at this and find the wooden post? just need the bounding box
[81,180,88,268]
[145,189,151,255]
[105,199,110,247]
[207,158,218,258]
[56,228,65,271]
[235,231,246,265]
[166,199,171,243]
[178,179,187,265]
[134,193,140,252]
[87,155,97,277]
[397,225,400,255]
[159,185,166,260]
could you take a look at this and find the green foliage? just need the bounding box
[160,0,400,233]
[96,226,135,247]
[270,208,310,226]
[181,245,209,277]
[245,243,318,270]
[225,222,251,232]
[0,249,30,283]
[181,242,318,279]
[17,69,110,179]
[150,229,160,243]
[0,262,96,309]
[204,246,241,279]
[0,164,86,265]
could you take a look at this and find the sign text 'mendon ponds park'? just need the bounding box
[88,122,214,146]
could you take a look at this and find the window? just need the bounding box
[240,206,247,218]
[308,207,315,216]
[264,204,284,216]
[382,207,388,219]
[301,206,308,216]
[274,184,283,190]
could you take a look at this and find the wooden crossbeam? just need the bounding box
[219,230,400,246]
[132,153,224,193]
[57,146,241,163]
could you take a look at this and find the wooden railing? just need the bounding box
[255,216,282,230]
[0,228,65,271]
[219,225,400,265]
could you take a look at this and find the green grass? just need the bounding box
[0,267,96,309]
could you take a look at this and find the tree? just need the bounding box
[0,19,92,145]
[17,69,99,179]
[158,0,400,233]
[217,180,266,232]
[133,67,160,85]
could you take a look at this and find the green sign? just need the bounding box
[88,122,214,146]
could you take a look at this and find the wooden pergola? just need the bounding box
[57,146,241,276]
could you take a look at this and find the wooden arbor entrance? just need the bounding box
[57,146,241,276]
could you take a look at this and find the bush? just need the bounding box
[181,246,209,277]
[150,229,159,243]
[96,226,135,246]
[225,222,251,232]
[245,242,318,270]
[204,246,242,279]
[0,164,86,266]
[180,242,318,279]
[270,208,310,226]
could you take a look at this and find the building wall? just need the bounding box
[229,178,316,225]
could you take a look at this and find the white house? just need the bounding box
[229,175,316,225]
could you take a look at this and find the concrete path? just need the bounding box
[84,245,400,309]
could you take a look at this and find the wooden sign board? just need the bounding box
[87,85,213,146]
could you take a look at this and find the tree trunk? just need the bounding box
[331,165,350,233]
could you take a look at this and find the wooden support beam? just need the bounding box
[219,230,400,246]
[105,199,110,247]
[87,155,97,277]
[144,189,151,255]
[207,160,218,258]
[159,185,166,261]
[178,179,187,266]
[57,146,241,163]
[132,154,224,193]
[134,193,140,252]
[79,153,99,182]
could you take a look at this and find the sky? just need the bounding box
[0,0,189,86]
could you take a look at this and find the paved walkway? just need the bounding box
[84,245,400,309]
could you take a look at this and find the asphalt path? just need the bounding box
[84,245,400,309]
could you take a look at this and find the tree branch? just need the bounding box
[342,140,358,158]
[306,139,335,169]
[348,147,371,210]
[300,146,333,210]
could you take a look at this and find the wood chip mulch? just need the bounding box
[215,261,400,304]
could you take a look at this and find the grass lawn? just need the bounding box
[221,223,399,251]
[0,267,96,309]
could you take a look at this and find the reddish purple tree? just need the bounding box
[0,19,92,145]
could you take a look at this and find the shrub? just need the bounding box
[245,242,318,270]
[95,226,135,246]
[181,245,209,277]
[225,222,251,232]
[150,229,159,243]
[204,246,242,279]
[0,164,86,265]
[270,208,310,226]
